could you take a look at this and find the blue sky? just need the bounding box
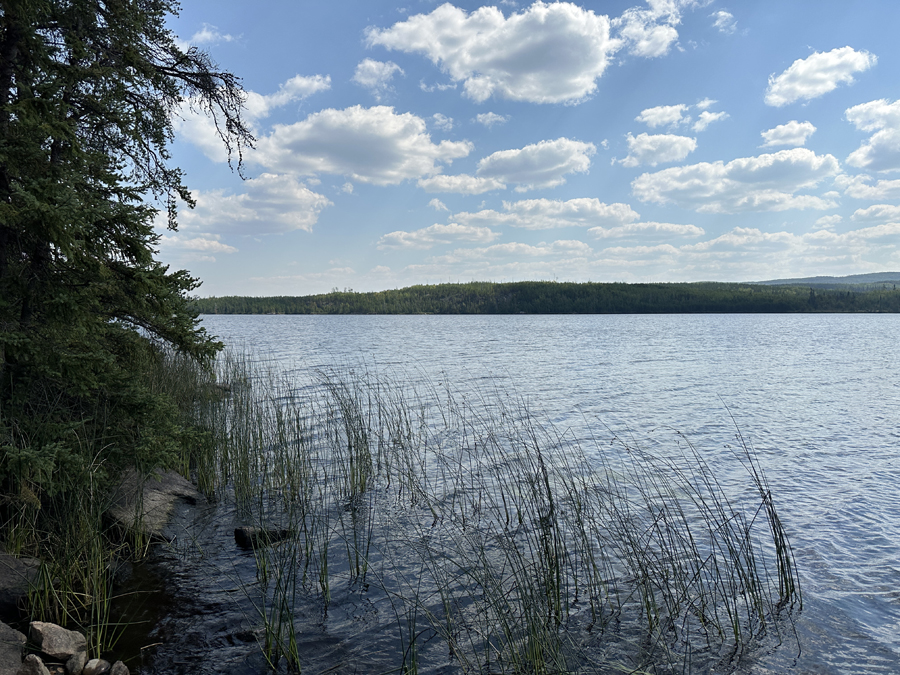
[158,0,900,297]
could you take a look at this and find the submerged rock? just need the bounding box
[108,468,205,542]
[234,526,292,550]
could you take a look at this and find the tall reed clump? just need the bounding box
[174,353,801,674]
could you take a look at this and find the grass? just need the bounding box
[168,352,801,674]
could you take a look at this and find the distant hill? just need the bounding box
[755,272,900,286]
[192,280,900,315]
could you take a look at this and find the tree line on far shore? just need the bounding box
[191,281,900,315]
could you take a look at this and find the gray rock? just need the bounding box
[16,655,50,675]
[234,526,292,549]
[29,621,86,660]
[81,660,110,675]
[65,648,87,675]
[0,547,40,617]
[108,662,129,675]
[0,621,26,675]
[108,468,204,542]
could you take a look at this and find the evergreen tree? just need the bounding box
[0,0,252,490]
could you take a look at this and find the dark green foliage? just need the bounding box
[0,0,251,570]
[192,280,900,315]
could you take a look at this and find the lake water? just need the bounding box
[134,313,900,674]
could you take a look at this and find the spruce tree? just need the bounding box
[0,0,252,493]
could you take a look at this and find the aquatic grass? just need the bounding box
[169,351,801,674]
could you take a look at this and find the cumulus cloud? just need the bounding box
[159,235,238,258]
[620,133,697,167]
[710,10,737,34]
[254,106,472,185]
[176,23,236,50]
[850,204,900,222]
[178,173,332,234]
[815,214,842,229]
[588,221,704,238]
[176,74,331,161]
[693,111,728,132]
[429,198,449,211]
[635,100,727,132]
[835,174,900,200]
[432,113,454,131]
[612,0,713,58]
[632,148,841,213]
[476,137,596,191]
[418,174,506,194]
[453,198,640,230]
[636,104,689,128]
[765,46,877,107]
[760,120,816,148]
[845,99,900,172]
[352,59,404,100]
[476,112,510,128]
[366,2,615,104]
[378,223,500,249]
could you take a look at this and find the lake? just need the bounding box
[133,313,900,674]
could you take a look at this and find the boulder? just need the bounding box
[16,655,50,675]
[65,649,87,675]
[0,621,26,675]
[234,526,292,550]
[0,547,40,618]
[28,621,86,661]
[81,660,110,675]
[108,663,129,675]
[108,468,204,542]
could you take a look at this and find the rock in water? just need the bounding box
[82,659,111,675]
[28,621,86,661]
[0,621,26,675]
[109,662,129,675]
[16,655,50,675]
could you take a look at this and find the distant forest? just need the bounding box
[191,280,900,315]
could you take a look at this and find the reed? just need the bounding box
[168,351,801,674]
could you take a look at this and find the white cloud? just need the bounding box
[835,174,900,200]
[850,204,900,222]
[632,148,841,213]
[429,198,449,211]
[352,59,404,100]
[177,23,236,50]
[612,0,713,58]
[619,133,697,167]
[765,46,877,107]
[176,75,331,161]
[254,105,472,185]
[178,173,332,234]
[432,113,454,131]
[845,99,900,172]
[710,10,736,34]
[636,104,689,128]
[476,112,510,128]
[418,174,506,194]
[476,137,596,191]
[159,235,238,254]
[453,198,640,230]
[588,221,704,238]
[378,223,500,249]
[692,110,728,132]
[342,182,354,194]
[696,98,717,110]
[760,120,816,148]
[814,214,842,229]
[366,2,615,104]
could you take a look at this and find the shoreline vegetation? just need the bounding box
[191,277,900,315]
[2,347,802,673]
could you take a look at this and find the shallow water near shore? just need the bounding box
[122,313,900,674]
